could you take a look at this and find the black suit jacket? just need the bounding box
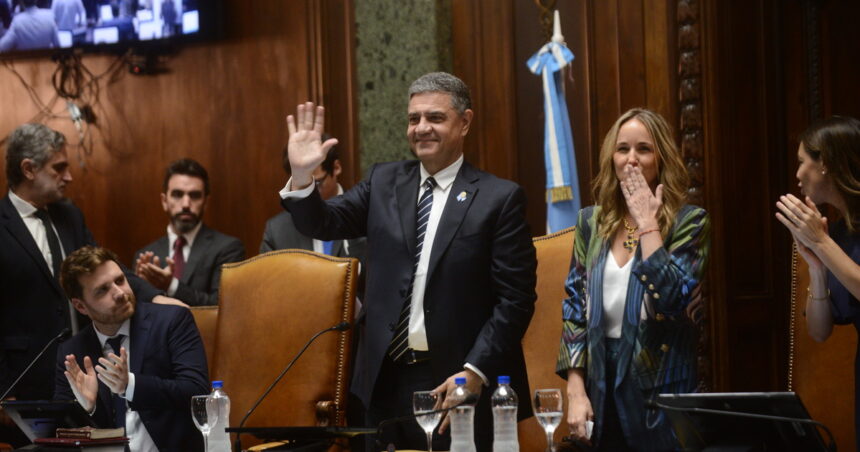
[54,302,209,452]
[283,160,537,419]
[0,195,159,401]
[134,224,245,306]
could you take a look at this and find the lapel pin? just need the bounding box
[456,191,468,202]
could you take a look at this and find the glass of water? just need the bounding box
[191,395,219,452]
[533,388,563,452]
[413,390,442,451]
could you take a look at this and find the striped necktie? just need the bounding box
[388,177,437,361]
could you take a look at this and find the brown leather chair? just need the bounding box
[788,246,856,450]
[518,227,575,451]
[190,305,219,372]
[209,249,358,446]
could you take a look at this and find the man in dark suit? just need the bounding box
[0,124,165,445]
[55,246,208,451]
[260,140,366,261]
[134,158,245,306]
[281,73,537,450]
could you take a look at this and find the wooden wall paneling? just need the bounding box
[700,0,793,391]
[451,0,518,182]
[0,0,357,268]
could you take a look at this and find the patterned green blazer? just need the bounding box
[556,204,710,448]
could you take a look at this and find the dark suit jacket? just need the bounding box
[134,224,245,306]
[259,210,367,261]
[283,160,538,423]
[54,302,209,452]
[0,195,159,401]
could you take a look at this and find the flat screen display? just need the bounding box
[0,0,218,56]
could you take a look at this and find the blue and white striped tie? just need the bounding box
[388,177,437,361]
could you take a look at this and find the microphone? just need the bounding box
[375,393,480,450]
[234,321,351,452]
[646,398,837,451]
[1,328,72,401]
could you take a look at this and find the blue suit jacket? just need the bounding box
[54,302,209,452]
[284,160,537,448]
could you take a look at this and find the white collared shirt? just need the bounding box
[8,189,65,275]
[165,221,202,296]
[91,320,158,452]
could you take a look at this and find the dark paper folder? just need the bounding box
[656,392,832,451]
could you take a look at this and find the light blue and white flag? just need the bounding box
[527,11,580,233]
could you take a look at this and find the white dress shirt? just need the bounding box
[165,221,202,296]
[90,320,158,452]
[8,190,65,276]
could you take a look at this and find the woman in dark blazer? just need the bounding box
[557,108,710,451]
[775,115,860,452]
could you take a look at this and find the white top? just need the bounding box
[165,221,202,296]
[0,6,59,51]
[91,320,158,452]
[602,251,633,338]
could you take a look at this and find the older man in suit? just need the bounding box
[0,123,164,446]
[134,158,245,307]
[55,246,208,452]
[281,72,537,450]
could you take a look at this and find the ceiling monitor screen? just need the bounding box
[0,0,222,57]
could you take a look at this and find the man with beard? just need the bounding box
[134,158,245,306]
[55,246,209,451]
[0,123,167,446]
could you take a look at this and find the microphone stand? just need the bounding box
[1,328,71,401]
[233,322,350,452]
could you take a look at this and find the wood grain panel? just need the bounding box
[0,0,357,267]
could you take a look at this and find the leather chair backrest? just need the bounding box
[518,227,575,450]
[189,306,218,373]
[788,246,856,449]
[210,250,358,432]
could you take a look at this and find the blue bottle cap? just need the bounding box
[212,380,223,388]
[497,375,510,385]
[455,377,466,385]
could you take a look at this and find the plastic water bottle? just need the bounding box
[208,380,231,452]
[449,377,476,452]
[492,375,519,452]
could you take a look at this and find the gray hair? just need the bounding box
[408,72,472,114]
[5,124,66,188]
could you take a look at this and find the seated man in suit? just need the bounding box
[260,138,366,261]
[134,158,245,306]
[55,246,209,452]
[0,123,167,446]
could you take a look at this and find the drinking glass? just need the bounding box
[533,388,563,452]
[413,390,442,452]
[191,395,219,452]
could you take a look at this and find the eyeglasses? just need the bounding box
[314,172,329,189]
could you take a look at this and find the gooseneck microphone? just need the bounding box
[0,328,72,401]
[233,321,351,452]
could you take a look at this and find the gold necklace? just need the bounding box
[622,218,638,252]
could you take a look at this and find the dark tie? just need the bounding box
[33,209,63,278]
[105,335,126,430]
[172,235,186,279]
[388,177,436,361]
